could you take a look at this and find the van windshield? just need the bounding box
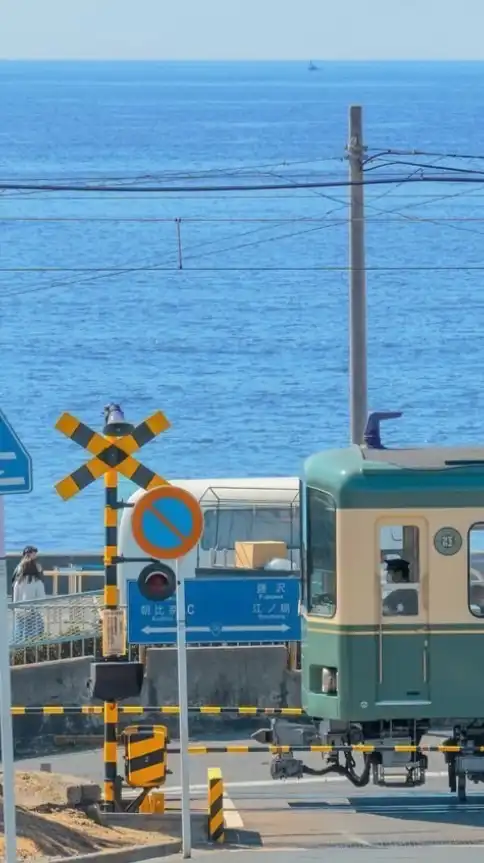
[201,507,300,550]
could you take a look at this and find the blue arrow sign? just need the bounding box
[127,576,301,645]
[0,409,33,495]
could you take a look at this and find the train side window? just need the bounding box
[380,525,419,617]
[468,523,484,617]
[306,488,336,617]
[201,507,300,551]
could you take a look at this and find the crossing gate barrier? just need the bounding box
[123,724,168,788]
[52,738,475,753]
[11,705,306,716]
[207,767,224,843]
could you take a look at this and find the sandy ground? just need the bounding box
[0,771,180,861]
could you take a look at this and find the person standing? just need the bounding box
[12,546,44,588]
[12,546,46,642]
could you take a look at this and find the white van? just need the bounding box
[117,477,300,604]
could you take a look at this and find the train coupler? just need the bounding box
[270,752,304,780]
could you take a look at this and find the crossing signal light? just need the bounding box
[138,563,177,602]
[103,402,134,436]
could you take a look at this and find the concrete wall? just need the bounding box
[10,647,302,757]
[144,645,294,707]
[12,657,96,757]
[141,645,301,737]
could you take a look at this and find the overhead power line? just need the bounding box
[3,174,484,194]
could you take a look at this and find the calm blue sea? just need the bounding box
[2,60,484,551]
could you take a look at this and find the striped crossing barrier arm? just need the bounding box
[11,705,305,715]
[50,737,472,754]
[171,744,469,754]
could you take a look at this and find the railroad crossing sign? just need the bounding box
[54,410,170,500]
[131,485,204,559]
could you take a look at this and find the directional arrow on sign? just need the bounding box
[221,625,292,633]
[142,626,212,635]
[141,623,292,635]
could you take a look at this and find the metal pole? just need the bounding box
[176,559,192,858]
[348,104,368,444]
[101,404,133,811]
[0,497,18,863]
[103,456,119,811]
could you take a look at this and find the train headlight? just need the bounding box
[322,667,338,695]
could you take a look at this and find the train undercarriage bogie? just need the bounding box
[442,721,484,801]
[253,716,484,796]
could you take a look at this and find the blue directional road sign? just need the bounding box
[127,576,301,645]
[0,409,33,495]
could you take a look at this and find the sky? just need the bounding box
[2,0,484,61]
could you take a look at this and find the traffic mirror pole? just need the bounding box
[0,498,17,863]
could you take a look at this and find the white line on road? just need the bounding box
[224,796,244,829]
[164,770,448,796]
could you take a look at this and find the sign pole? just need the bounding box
[0,497,17,863]
[176,558,192,859]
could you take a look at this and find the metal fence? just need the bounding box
[9,591,103,664]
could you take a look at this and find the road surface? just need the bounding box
[15,733,484,853]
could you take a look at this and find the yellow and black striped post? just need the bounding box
[103,422,122,811]
[103,701,118,809]
[207,767,224,843]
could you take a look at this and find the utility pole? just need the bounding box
[347,105,368,445]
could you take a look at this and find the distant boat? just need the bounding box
[308,61,319,71]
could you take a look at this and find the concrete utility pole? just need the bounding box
[347,105,368,445]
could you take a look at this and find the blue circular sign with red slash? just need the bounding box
[131,485,204,560]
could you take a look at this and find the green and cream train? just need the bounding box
[255,412,484,800]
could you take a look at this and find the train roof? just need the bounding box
[304,445,484,510]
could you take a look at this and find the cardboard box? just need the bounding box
[235,541,287,569]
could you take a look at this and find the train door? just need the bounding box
[376,518,430,706]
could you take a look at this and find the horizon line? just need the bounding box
[1,57,484,63]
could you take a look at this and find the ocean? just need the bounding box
[2,60,484,550]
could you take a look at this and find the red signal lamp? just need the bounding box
[137,562,177,602]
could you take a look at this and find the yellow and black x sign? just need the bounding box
[54,411,170,500]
